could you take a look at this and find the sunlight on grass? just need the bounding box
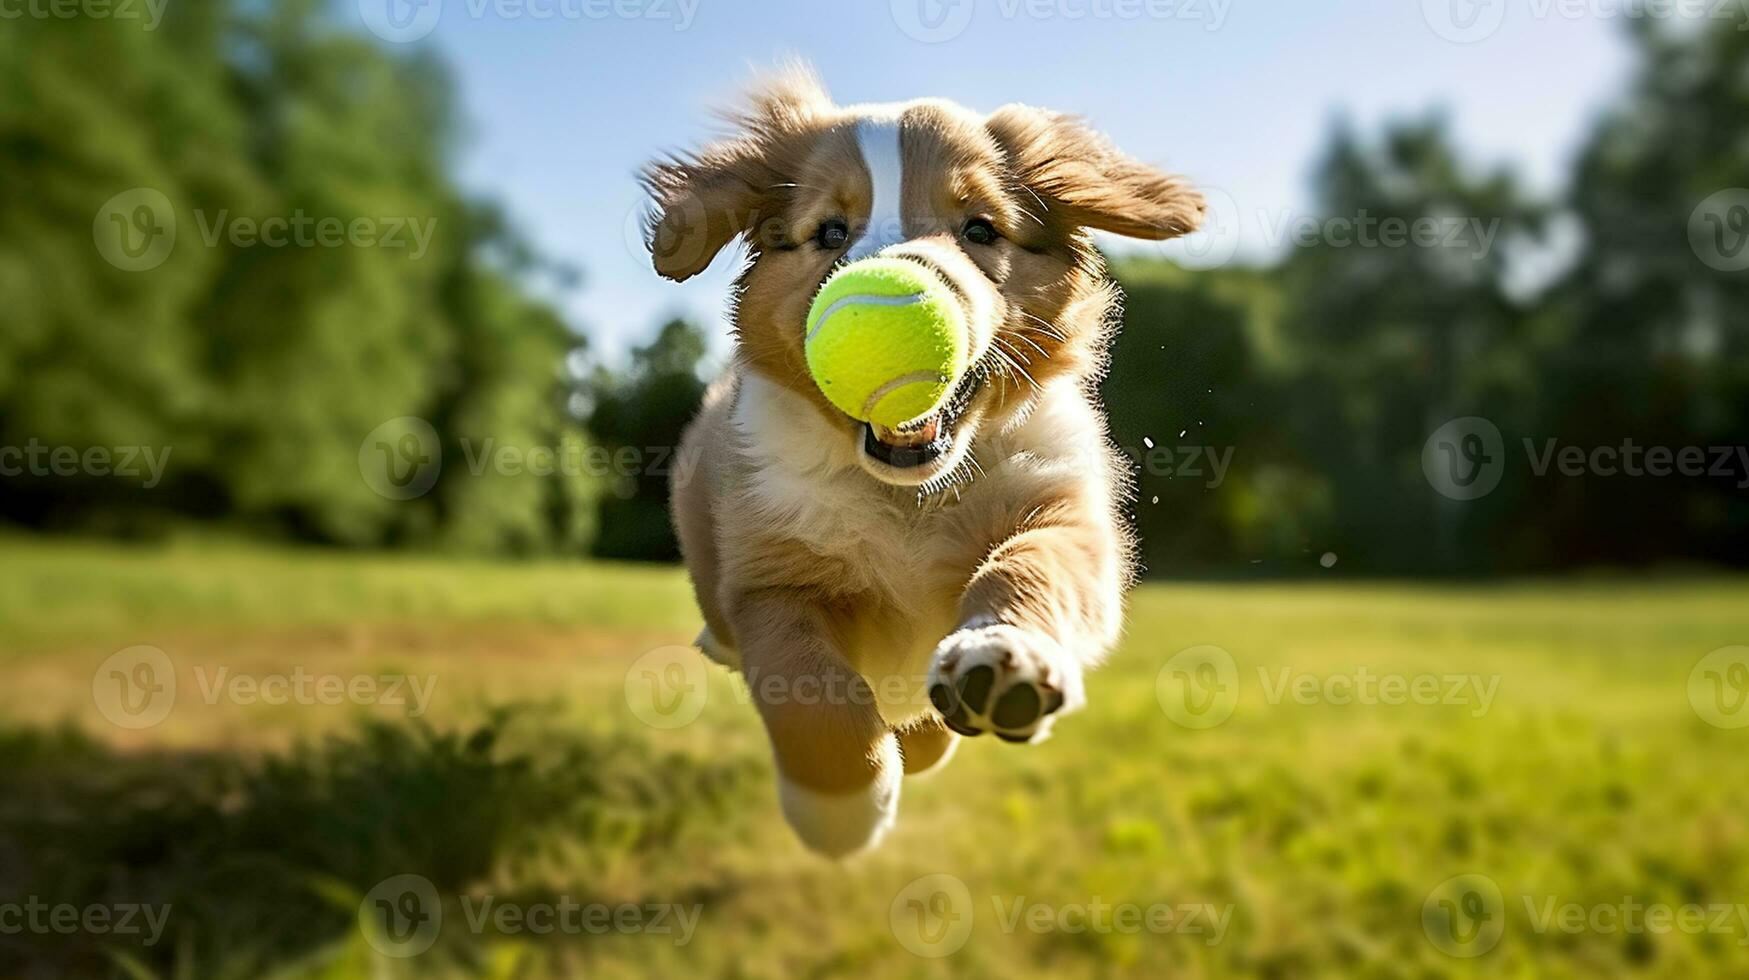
[3,538,1747,977]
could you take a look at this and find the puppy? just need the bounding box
[643,66,1204,857]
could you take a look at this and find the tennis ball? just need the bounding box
[804,257,967,428]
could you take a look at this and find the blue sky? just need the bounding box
[360,0,1638,361]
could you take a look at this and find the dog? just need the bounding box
[642,65,1204,857]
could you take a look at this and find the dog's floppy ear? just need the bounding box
[641,66,832,281]
[985,104,1205,241]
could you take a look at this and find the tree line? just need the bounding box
[1,6,1743,575]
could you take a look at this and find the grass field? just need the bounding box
[3,536,1748,978]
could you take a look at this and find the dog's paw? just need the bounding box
[926,622,1084,743]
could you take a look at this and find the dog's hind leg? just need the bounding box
[896,718,958,776]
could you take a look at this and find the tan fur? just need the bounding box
[648,65,1203,857]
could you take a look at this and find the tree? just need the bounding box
[0,2,596,553]
[582,318,710,560]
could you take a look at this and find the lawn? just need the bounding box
[2,535,1747,978]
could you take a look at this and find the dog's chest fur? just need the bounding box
[726,376,960,709]
[722,373,1108,724]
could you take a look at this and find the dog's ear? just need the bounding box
[641,65,832,281]
[985,104,1205,241]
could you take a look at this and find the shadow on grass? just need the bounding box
[0,708,759,979]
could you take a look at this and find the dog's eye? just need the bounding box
[962,217,999,246]
[814,219,850,250]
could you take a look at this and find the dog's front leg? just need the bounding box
[730,589,901,858]
[927,522,1122,743]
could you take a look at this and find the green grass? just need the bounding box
[3,536,1748,978]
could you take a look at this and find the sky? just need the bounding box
[353,0,1642,362]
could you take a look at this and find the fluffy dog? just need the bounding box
[643,65,1204,856]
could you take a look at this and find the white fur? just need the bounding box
[776,734,902,858]
[848,113,905,261]
[730,375,900,578]
[695,627,738,668]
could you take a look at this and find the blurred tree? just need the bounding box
[582,318,709,561]
[1111,116,1545,576]
[1539,13,1749,566]
[1104,261,1300,575]
[1272,115,1545,573]
[0,2,596,553]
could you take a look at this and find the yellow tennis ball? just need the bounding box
[804,257,968,428]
